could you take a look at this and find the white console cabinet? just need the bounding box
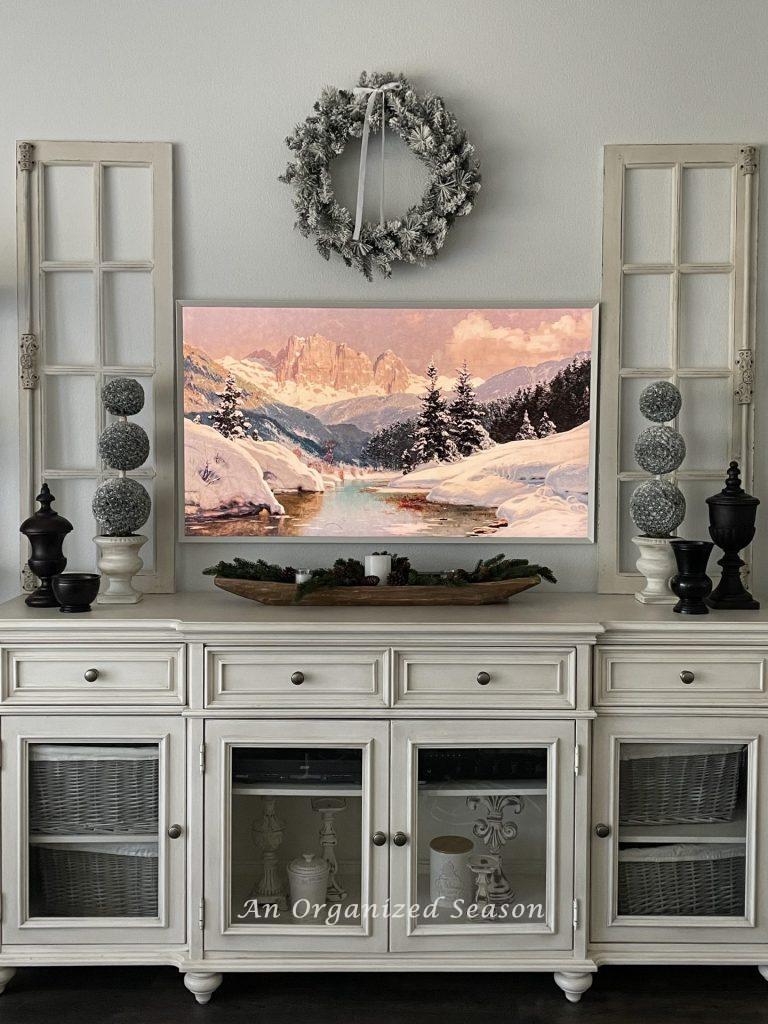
[0,592,766,1005]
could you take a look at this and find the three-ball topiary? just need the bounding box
[93,379,151,536]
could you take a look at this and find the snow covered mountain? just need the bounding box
[311,392,422,432]
[475,352,590,402]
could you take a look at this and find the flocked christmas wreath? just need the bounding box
[279,71,482,280]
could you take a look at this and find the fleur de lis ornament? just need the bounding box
[467,794,524,902]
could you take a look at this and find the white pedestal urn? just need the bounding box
[94,534,147,604]
[631,536,676,605]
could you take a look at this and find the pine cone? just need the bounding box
[363,575,380,587]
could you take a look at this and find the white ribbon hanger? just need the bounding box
[351,81,402,241]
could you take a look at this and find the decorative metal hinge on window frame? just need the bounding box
[740,145,758,175]
[199,741,206,774]
[735,349,755,404]
[572,898,579,930]
[574,745,580,775]
[198,898,205,930]
[17,142,34,172]
[19,334,39,390]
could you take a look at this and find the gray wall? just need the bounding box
[1,0,766,596]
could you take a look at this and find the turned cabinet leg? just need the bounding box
[553,970,593,1003]
[758,965,768,984]
[184,972,223,1005]
[0,968,17,995]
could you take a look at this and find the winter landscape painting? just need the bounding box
[180,305,597,540]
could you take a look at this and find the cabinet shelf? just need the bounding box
[29,834,159,845]
[232,783,361,797]
[618,806,747,846]
[418,779,547,797]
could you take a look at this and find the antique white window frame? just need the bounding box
[597,143,758,594]
[16,140,175,593]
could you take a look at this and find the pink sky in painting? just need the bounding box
[183,306,593,379]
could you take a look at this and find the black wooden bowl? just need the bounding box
[52,573,101,613]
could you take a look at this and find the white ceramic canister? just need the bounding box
[364,553,392,585]
[287,853,329,915]
[429,835,474,906]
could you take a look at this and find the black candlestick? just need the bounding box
[706,461,760,610]
[19,484,73,608]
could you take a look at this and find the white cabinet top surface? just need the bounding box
[0,591,767,641]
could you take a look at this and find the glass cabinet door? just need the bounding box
[591,717,768,943]
[390,721,575,952]
[204,720,389,953]
[1,716,185,944]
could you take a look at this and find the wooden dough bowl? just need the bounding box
[213,575,541,606]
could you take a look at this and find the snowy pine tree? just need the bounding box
[211,373,252,440]
[410,361,459,465]
[450,361,492,457]
[536,411,557,437]
[514,409,537,441]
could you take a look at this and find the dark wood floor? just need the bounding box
[0,966,766,1023]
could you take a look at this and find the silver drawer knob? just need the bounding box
[167,824,183,840]
[83,668,100,682]
[291,670,305,686]
[392,831,408,847]
[371,831,387,847]
[476,671,491,686]
[594,823,611,839]
[680,670,695,685]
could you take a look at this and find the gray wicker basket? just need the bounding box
[31,843,158,917]
[29,745,159,835]
[618,844,745,917]
[619,744,745,825]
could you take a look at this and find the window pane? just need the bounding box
[43,271,96,366]
[681,167,733,263]
[678,377,732,471]
[102,166,153,261]
[44,476,97,572]
[103,272,154,366]
[29,743,159,918]
[622,274,672,368]
[414,747,548,926]
[44,165,94,261]
[679,477,721,547]
[678,273,731,369]
[229,747,363,927]
[618,741,746,918]
[44,374,97,471]
[623,167,673,264]
[619,480,641,572]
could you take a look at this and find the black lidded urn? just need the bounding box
[706,461,760,610]
[20,484,73,608]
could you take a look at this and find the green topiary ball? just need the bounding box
[92,477,151,536]
[98,422,150,471]
[630,478,686,537]
[102,378,145,417]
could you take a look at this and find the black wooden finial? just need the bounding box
[723,461,744,497]
[35,483,54,513]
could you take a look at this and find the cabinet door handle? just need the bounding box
[167,824,183,839]
[594,823,611,839]
[392,831,408,847]
[83,668,100,682]
[290,671,305,686]
[680,670,695,685]
[476,671,491,686]
[371,831,387,847]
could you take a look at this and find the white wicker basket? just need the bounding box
[618,843,746,917]
[31,842,158,918]
[619,743,745,825]
[29,745,159,835]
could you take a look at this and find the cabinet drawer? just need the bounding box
[393,647,576,708]
[205,647,388,708]
[596,646,768,705]
[1,645,185,705]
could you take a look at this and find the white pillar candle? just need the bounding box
[364,553,392,585]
